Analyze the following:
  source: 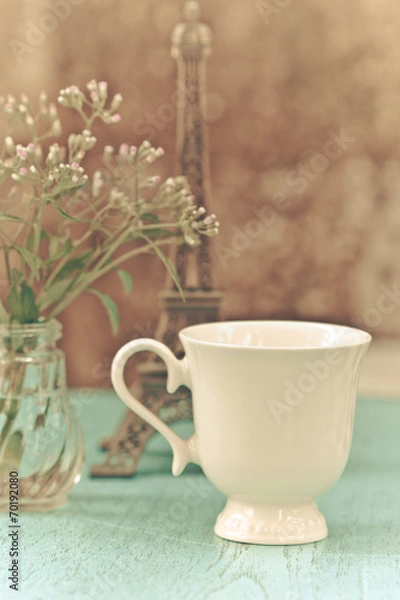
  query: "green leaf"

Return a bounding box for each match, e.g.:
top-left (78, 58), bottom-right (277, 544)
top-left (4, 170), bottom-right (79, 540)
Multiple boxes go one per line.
top-left (117, 269), bottom-right (132, 295)
top-left (88, 289), bottom-right (120, 336)
top-left (10, 269), bottom-right (23, 285)
top-left (162, 256), bottom-right (184, 299)
top-left (46, 236), bottom-right (74, 265)
top-left (7, 282), bottom-right (39, 324)
top-left (39, 279), bottom-right (74, 311)
top-left (52, 182), bottom-right (88, 201)
top-left (13, 246), bottom-right (40, 277)
top-left (53, 204), bottom-right (78, 221)
top-left (143, 228), bottom-right (170, 239)
top-left (0, 298), bottom-right (9, 323)
top-left (142, 213), bottom-right (160, 224)
top-left (49, 235), bottom-right (61, 257)
top-left (54, 250), bottom-right (93, 282)
top-left (26, 229), bottom-right (48, 253)
top-left (143, 235), bottom-right (184, 299)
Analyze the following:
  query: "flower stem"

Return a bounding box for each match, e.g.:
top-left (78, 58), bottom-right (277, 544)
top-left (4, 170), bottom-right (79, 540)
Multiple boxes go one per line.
top-left (46, 236), bottom-right (181, 319)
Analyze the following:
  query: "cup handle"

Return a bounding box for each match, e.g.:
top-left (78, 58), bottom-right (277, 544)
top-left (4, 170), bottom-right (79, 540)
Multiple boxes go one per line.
top-left (111, 338), bottom-right (199, 476)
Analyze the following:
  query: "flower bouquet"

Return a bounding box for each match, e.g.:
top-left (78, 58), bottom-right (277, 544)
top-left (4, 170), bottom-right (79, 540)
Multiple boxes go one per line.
top-left (0, 80), bottom-right (218, 509)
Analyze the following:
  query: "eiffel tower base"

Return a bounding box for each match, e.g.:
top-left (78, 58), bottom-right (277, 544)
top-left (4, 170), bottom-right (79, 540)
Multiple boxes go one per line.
top-left (91, 290), bottom-right (222, 477)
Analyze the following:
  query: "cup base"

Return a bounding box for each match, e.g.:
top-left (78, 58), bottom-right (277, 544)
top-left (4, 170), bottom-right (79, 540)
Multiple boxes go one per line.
top-left (214, 499), bottom-right (328, 545)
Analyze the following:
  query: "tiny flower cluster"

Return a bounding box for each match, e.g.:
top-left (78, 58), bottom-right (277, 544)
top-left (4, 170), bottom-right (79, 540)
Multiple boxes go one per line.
top-left (58, 81), bottom-right (122, 125)
top-left (46, 160), bottom-right (88, 191)
top-left (0, 91), bottom-right (61, 140)
top-left (0, 138), bottom-right (88, 191)
top-left (68, 130), bottom-right (97, 163)
top-left (102, 140), bottom-right (165, 171)
top-left (178, 203), bottom-right (219, 246)
top-left (152, 175), bottom-right (196, 210)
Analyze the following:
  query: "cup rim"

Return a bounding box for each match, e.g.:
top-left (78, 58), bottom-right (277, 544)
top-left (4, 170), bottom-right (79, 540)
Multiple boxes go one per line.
top-left (179, 320), bottom-right (372, 351)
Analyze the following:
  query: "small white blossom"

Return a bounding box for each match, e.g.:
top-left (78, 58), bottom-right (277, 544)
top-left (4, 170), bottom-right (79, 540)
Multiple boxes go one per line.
top-left (92, 170), bottom-right (103, 197)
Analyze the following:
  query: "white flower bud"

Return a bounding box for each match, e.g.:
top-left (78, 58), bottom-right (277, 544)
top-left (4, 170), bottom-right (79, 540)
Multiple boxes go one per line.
top-left (34, 146), bottom-right (43, 162)
top-left (92, 170), bottom-right (103, 197)
top-left (87, 80), bottom-right (97, 92)
top-left (5, 136), bottom-right (15, 154)
top-left (68, 134), bottom-right (77, 153)
top-left (52, 119), bottom-right (62, 136)
top-left (82, 136), bottom-right (96, 151)
top-left (49, 103), bottom-right (58, 119)
top-left (110, 93), bottom-right (123, 112)
top-left (103, 145), bottom-right (114, 163)
top-left (98, 81), bottom-right (108, 101)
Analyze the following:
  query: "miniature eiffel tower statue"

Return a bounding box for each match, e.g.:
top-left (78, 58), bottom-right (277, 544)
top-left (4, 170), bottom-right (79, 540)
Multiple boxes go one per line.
top-left (92, 0), bottom-right (222, 477)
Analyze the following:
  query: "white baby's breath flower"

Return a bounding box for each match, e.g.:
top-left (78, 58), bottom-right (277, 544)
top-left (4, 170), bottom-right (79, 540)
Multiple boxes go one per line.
top-left (92, 170), bottom-right (103, 197)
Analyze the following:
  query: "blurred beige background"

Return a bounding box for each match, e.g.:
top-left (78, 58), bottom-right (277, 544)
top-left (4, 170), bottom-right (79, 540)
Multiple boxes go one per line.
top-left (1, 0), bottom-right (400, 386)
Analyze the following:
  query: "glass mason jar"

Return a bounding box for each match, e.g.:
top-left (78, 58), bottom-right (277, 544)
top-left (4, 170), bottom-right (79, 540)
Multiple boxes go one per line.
top-left (0, 320), bottom-right (84, 511)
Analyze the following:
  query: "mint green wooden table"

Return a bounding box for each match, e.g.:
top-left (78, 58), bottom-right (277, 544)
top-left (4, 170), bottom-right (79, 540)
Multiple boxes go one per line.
top-left (1, 391), bottom-right (400, 600)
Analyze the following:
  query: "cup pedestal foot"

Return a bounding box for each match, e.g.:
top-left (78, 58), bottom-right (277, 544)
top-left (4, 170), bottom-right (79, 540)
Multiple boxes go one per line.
top-left (214, 499), bottom-right (328, 545)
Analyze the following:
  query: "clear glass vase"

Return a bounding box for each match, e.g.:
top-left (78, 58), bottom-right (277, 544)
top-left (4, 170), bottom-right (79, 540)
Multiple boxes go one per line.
top-left (0, 320), bottom-right (84, 511)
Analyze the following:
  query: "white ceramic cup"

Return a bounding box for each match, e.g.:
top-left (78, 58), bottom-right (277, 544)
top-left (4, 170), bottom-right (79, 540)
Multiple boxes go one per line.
top-left (111, 320), bottom-right (371, 545)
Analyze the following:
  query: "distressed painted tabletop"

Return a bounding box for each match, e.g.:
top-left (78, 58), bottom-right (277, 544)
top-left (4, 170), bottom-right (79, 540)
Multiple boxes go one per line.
top-left (1, 390), bottom-right (400, 600)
